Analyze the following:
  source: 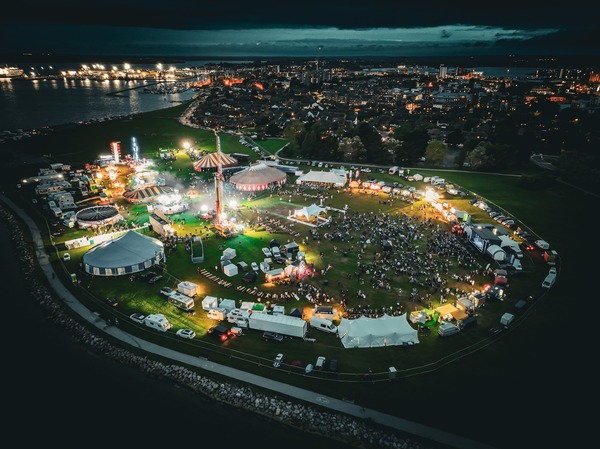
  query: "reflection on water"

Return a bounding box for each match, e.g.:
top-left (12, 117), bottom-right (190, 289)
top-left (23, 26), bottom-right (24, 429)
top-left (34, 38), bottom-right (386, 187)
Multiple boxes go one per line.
top-left (0, 78), bottom-right (197, 131)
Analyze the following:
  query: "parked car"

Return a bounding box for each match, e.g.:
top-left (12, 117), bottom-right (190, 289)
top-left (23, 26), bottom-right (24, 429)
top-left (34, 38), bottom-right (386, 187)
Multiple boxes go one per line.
top-left (273, 353), bottom-right (284, 368)
top-left (315, 356), bottom-right (326, 370)
top-left (251, 262), bottom-right (259, 271)
top-left (208, 325), bottom-right (230, 342)
top-left (263, 331), bottom-right (284, 342)
top-left (148, 274), bottom-right (163, 284)
top-left (176, 328), bottom-right (196, 339)
top-left (104, 296), bottom-right (119, 307)
top-left (328, 358), bottom-right (338, 372)
top-left (129, 312), bottom-right (145, 324)
top-left (159, 287), bottom-right (174, 296)
top-left (520, 241), bottom-right (535, 251)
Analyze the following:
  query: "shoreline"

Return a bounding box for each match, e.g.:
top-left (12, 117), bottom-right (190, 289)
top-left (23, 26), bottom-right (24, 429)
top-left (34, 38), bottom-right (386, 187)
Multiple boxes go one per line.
top-left (0, 200), bottom-right (448, 449)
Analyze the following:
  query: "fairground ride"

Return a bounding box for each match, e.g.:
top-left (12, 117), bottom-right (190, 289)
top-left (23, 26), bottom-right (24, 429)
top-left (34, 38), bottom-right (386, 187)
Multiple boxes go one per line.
top-left (212, 129), bottom-right (239, 238)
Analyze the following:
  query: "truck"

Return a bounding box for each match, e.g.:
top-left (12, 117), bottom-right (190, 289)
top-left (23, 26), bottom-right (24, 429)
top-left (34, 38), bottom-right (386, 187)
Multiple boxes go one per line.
top-left (309, 316), bottom-right (338, 334)
top-left (166, 292), bottom-right (195, 312)
top-left (143, 313), bottom-right (172, 332)
top-left (248, 313), bottom-right (307, 338)
top-left (543, 250), bottom-right (558, 266)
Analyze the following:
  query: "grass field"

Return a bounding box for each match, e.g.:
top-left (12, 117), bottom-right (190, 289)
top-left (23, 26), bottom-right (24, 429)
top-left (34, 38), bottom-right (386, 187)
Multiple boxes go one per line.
top-left (1, 102), bottom-right (594, 449)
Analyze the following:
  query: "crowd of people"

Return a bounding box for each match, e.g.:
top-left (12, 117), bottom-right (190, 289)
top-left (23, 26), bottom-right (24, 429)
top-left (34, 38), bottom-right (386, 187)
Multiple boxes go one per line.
top-left (0, 201), bottom-right (440, 449)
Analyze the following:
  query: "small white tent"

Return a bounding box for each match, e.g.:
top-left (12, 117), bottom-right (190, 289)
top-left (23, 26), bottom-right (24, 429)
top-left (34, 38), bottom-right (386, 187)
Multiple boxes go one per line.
top-left (337, 313), bottom-right (419, 348)
top-left (201, 295), bottom-right (219, 311)
top-left (486, 244), bottom-right (506, 262)
top-left (294, 204), bottom-right (327, 221)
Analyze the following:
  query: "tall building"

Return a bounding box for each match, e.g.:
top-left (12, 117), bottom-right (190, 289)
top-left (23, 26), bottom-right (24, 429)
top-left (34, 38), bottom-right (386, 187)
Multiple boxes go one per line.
top-left (439, 64), bottom-right (448, 78)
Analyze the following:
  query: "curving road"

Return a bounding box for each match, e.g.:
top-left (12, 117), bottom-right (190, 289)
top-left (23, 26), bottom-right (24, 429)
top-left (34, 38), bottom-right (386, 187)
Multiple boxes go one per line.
top-left (0, 193), bottom-right (497, 449)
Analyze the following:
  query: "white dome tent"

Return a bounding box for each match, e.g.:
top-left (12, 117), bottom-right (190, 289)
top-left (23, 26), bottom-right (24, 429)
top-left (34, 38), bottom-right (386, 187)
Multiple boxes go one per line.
top-left (83, 230), bottom-right (165, 276)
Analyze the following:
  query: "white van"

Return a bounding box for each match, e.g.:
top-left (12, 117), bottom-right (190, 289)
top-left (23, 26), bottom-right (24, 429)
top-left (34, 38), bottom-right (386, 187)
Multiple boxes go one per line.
top-left (541, 272), bottom-right (556, 288)
top-left (315, 356), bottom-right (326, 370)
top-left (438, 322), bottom-right (460, 337)
top-left (309, 316), bottom-right (338, 334)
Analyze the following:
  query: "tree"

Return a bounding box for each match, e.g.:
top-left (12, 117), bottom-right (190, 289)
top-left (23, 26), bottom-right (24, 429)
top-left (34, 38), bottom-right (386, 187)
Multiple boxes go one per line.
top-left (357, 122), bottom-right (384, 163)
top-left (465, 143), bottom-right (496, 170)
top-left (283, 121), bottom-right (305, 155)
top-left (425, 140), bottom-right (448, 165)
top-left (392, 123), bottom-right (428, 163)
top-left (337, 136), bottom-right (366, 162)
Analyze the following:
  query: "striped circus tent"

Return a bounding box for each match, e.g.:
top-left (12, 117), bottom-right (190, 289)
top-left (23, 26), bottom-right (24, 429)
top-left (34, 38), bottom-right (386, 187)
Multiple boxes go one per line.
top-left (123, 185), bottom-right (174, 203)
top-left (193, 152), bottom-right (238, 171)
top-left (229, 162), bottom-right (286, 191)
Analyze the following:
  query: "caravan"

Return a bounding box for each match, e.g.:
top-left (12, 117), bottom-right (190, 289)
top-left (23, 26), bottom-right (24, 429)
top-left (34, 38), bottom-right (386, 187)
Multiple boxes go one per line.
top-left (143, 313), bottom-right (172, 332)
top-left (207, 308), bottom-right (227, 321)
top-left (166, 292), bottom-right (195, 312)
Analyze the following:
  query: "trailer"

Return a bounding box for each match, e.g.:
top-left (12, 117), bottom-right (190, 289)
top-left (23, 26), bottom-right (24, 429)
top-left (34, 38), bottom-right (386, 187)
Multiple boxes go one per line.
top-left (166, 292), bottom-right (195, 312)
top-left (248, 313), bottom-right (307, 338)
top-left (143, 313), bottom-right (172, 332)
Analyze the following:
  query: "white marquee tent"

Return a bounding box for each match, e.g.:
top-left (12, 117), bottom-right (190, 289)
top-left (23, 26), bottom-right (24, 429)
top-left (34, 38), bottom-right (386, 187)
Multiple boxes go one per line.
top-left (294, 204), bottom-right (327, 221)
top-left (337, 313), bottom-right (419, 348)
top-left (296, 170), bottom-right (346, 187)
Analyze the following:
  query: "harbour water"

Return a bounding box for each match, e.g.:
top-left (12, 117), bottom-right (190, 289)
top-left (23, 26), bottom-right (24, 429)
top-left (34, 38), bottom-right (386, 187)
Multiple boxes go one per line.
top-left (0, 60), bottom-right (545, 134)
top-left (0, 58), bottom-right (364, 448)
top-left (0, 77), bottom-right (198, 132)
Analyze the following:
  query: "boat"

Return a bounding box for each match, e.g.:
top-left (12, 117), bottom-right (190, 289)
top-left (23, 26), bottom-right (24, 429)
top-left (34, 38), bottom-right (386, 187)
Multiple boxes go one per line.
top-left (0, 66), bottom-right (24, 79)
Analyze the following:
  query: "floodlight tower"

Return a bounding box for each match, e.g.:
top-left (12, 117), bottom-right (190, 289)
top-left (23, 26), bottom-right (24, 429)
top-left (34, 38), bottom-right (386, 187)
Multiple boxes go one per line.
top-left (213, 129), bottom-right (224, 225)
top-left (131, 136), bottom-right (140, 162)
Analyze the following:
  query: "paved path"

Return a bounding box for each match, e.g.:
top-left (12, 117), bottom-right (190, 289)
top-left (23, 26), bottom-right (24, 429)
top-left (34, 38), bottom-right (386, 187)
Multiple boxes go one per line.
top-left (1, 194), bottom-right (497, 449)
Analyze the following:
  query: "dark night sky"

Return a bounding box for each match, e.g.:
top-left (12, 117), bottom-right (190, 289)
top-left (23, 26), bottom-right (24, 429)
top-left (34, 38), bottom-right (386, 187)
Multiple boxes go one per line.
top-left (1, 1), bottom-right (599, 58)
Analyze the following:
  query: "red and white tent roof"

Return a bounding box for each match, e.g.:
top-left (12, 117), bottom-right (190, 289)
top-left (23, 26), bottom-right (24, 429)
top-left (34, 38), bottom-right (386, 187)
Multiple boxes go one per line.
top-left (193, 152), bottom-right (238, 171)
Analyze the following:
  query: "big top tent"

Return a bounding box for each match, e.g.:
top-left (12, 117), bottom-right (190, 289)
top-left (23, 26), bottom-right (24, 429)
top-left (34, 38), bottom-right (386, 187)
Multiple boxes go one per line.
top-left (75, 205), bottom-right (123, 228)
top-left (229, 162), bottom-right (286, 191)
top-left (123, 185), bottom-right (174, 203)
top-left (193, 152), bottom-right (238, 171)
top-left (83, 230), bottom-right (165, 276)
top-left (337, 313), bottom-right (419, 348)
